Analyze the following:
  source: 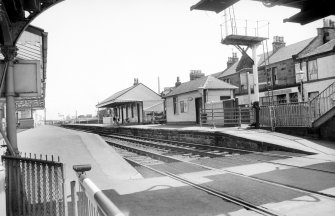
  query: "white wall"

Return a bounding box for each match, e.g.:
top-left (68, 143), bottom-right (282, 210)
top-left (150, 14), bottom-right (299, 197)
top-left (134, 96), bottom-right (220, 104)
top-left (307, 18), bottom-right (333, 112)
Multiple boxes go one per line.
top-left (121, 84), bottom-right (161, 101)
top-left (166, 91), bottom-right (201, 123)
top-left (304, 78), bottom-right (335, 100)
top-left (207, 89), bottom-right (233, 102)
top-left (166, 89), bottom-right (234, 123)
top-left (317, 55), bottom-right (335, 79)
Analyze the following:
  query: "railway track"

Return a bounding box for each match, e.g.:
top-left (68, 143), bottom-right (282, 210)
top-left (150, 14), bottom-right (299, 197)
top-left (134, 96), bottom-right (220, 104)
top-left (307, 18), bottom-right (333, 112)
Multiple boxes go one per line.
top-left (72, 126), bottom-right (335, 175)
top-left (62, 125), bottom-right (335, 214)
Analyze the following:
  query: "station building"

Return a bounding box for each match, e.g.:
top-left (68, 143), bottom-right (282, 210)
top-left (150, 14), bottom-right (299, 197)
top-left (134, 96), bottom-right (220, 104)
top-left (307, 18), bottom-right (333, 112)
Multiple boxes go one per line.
top-left (96, 79), bottom-right (164, 125)
top-left (164, 75), bottom-right (237, 124)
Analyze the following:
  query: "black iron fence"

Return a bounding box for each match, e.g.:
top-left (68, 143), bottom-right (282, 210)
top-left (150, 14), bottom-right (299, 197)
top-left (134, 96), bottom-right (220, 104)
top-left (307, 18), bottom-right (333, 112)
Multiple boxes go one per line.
top-left (201, 102), bottom-right (254, 127)
top-left (2, 154), bottom-right (66, 216)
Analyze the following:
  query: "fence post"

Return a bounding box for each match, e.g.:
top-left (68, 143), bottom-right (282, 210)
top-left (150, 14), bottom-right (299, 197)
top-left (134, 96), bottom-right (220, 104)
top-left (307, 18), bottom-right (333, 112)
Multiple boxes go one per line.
top-left (238, 107), bottom-right (242, 127)
top-left (211, 101), bottom-right (215, 129)
top-left (199, 108), bottom-right (202, 127)
top-left (252, 102), bottom-right (260, 129)
top-left (71, 181), bottom-right (78, 216)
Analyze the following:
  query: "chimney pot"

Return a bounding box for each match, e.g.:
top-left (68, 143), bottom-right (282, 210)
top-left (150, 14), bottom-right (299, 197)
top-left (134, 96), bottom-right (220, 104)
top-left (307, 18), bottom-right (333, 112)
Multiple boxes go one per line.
top-left (175, 77), bottom-right (181, 87)
top-left (272, 36), bottom-right (285, 53)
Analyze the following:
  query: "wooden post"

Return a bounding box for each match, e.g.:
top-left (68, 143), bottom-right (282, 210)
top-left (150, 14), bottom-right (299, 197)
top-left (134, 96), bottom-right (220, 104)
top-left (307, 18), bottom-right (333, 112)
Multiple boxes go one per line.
top-left (71, 181), bottom-right (78, 216)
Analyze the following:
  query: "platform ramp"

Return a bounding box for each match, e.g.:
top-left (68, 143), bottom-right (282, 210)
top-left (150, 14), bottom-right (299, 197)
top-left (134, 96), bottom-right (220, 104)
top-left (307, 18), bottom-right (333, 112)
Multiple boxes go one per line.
top-left (17, 125), bottom-right (142, 190)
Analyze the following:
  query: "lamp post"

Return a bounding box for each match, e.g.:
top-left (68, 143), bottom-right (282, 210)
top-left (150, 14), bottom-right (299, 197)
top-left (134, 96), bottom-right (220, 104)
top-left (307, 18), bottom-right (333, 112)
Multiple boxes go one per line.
top-left (296, 70), bottom-right (305, 102)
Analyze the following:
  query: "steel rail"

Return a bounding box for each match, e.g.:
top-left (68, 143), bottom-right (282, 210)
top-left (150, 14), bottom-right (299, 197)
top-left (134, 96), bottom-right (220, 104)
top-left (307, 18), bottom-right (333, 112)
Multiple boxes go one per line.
top-left (106, 134), bottom-right (225, 158)
top-left (124, 157), bottom-right (283, 216)
top-left (105, 133), bottom-right (335, 175)
top-left (107, 139), bottom-right (335, 201)
top-left (63, 126), bottom-right (335, 175)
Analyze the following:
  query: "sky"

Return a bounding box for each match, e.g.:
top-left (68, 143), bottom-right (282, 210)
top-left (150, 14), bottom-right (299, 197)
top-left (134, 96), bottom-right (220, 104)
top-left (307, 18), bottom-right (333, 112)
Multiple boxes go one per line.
top-left (30, 0), bottom-right (332, 120)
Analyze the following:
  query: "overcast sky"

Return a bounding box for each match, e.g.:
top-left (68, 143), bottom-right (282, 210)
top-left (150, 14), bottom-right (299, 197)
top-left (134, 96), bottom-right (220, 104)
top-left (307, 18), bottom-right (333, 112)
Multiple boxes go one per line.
top-left (31, 0), bottom-right (331, 119)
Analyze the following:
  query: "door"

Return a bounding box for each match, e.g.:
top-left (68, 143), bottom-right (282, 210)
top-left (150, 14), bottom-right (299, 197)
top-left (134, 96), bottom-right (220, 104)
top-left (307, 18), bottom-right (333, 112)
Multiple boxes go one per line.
top-left (121, 106), bottom-right (124, 123)
top-left (137, 103), bottom-right (141, 123)
top-left (195, 97), bottom-right (202, 124)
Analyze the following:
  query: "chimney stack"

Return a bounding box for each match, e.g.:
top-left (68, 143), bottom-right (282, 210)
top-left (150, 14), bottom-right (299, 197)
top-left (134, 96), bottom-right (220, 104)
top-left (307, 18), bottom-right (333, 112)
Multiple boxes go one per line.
top-left (272, 36), bottom-right (285, 53)
top-left (190, 70), bottom-right (205, 81)
top-left (317, 19), bottom-right (335, 44)
top-left (227, 52), bottom-right (238, 68)
top-left (175, 77), bottom-right (181, 87)
top-left (133, 78), bottom-right (139, 86)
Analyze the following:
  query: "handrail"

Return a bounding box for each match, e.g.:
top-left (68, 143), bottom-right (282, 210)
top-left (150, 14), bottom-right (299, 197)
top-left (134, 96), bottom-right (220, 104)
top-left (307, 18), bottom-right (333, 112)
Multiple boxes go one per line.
top-left (72, 164), bottom-right (125, 216)
top-left (310, 80), bottom-right (335, 103)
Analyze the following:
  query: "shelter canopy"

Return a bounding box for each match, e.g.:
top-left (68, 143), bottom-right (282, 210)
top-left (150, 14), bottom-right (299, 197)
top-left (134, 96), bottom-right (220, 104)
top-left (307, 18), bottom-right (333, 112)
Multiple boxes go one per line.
top-left (190, 0), bottom-right (335, 25)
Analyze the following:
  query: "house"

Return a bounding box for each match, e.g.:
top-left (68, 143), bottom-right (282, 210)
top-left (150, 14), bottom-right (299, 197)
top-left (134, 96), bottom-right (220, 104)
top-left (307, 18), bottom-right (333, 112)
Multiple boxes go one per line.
top-left (294, 23), bottom-right (335, 101)
top-left (96, 79), bottom-right (164, 125)
top-left (214, 19), bottom-right (335, 106)
top-left (214, 53), bottom-right (254, 106)
top-left (164, 75), bottom-right (237, 124)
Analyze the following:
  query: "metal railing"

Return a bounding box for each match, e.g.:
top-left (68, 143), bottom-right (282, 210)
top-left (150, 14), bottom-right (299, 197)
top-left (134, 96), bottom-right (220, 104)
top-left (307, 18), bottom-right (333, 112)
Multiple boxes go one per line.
top-left (70, 164), bottom-right (124, 216)
top-left (201, 102), bottom-right (254, 127)
top-left (143, 111), bottom-right (166, 124)
top-left (220, 18), bottom-right (269, 39)
top-left (1, 153), bottom-right (66, 216)
top-left (309, 81), bottom-right (335, 120)
top-left (259, 102), bottom-right (312, 127)
top-left (259, 81), bottom-right (335, 128)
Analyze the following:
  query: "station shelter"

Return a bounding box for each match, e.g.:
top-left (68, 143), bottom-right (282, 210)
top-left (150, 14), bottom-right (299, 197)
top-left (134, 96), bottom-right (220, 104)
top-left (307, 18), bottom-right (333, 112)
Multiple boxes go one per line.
top-left (96, 79), bottom-right (164, 125)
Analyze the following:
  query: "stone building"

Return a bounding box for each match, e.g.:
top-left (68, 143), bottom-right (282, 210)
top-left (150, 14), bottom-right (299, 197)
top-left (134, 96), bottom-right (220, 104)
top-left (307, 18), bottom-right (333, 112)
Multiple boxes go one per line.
top-left (96, 79), bottom-right (164, 125)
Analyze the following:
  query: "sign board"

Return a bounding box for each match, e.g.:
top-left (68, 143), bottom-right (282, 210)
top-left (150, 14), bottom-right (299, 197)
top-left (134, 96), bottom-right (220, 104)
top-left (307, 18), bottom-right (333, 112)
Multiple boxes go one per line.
top-left (0, 60), bottom-right (41, 97)
top-left (14, 60), bottom-right (41, 97)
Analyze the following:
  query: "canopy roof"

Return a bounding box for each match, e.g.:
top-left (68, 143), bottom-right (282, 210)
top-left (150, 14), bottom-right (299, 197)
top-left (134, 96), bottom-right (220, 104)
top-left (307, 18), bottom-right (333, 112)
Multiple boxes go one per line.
top-left (191, 0), bottom-right (335, 25)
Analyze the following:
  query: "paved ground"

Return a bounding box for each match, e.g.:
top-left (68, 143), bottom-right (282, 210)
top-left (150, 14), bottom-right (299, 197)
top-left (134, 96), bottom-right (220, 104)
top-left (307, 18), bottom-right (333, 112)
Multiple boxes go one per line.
top-left (1, 124), bottom-right (335, 215)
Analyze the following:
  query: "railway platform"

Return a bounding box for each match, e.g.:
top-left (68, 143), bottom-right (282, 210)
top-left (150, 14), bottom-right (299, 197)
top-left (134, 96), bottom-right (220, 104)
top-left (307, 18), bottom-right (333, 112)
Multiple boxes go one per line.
top-left (1, 124), bottom-right (335, 215)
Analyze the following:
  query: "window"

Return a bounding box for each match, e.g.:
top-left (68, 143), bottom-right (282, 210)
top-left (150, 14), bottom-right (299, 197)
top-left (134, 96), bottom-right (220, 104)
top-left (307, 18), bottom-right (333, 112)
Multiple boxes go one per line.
top-left (289, 93), bottom-right (298, 103)
top-left (131, 104), bottom-right (134, 118)
top-left (240, 73), bottom-right (248, 90)
top-left (180, 101), bottom-right (188, 113)
top-left (173, 97), bottom-right (178, 114)
top-left (203, 89), bottom-right (208, 103)
top-left (266, 68), bottom-right (272, 84)
top-left (308, 91), bottom-right (319, 100)
top-left (180, 101), bottom-right (185, 113)
top-left (307, 60), bottom-right (318, 81)
top-left (276, 94), bottom-right (287, 104)
top-left (272, 67), bottom-right (278, 85)
top-left (260, 96), bottom-right (271, 106)
top-left (220, 96), bottom-right (230, 101)
top-left (125, 105), bottom-right (128, 118)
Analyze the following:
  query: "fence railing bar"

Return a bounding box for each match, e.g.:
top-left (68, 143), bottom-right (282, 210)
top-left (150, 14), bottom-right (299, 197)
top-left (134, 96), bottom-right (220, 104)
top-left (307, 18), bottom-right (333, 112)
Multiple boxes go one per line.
top-left (43, 164), bottom-right (47, 216)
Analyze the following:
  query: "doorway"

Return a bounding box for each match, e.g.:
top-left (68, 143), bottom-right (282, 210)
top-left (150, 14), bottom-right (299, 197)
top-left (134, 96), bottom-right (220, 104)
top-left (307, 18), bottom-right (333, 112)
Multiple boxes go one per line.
top-left (195, 97), bottom-right (202, 124)
top-left (137, 103), bottom-right (141, 123)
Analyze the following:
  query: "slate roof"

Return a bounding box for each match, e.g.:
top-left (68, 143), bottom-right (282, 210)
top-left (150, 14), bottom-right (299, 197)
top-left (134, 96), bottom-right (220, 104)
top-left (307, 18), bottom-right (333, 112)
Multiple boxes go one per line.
top-left (96, 83), bottom-right (143, 107)
top-left (165, 76), bottom-right (237, 97)
top-left (218, 61), bottom-right (239, 78)
top-left (298, 38), bottom-right (335, 59)
top-left (259, 37), bottom-right (314, 66)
